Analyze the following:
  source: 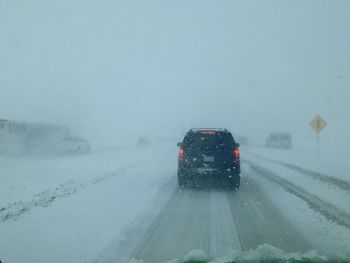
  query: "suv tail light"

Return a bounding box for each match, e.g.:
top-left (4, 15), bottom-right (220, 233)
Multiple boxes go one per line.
top-left (200, 131), bottom-right (217, 135)
top-left (179, 148), bottom-right (184, 161)
top-left (234, 148), bottom-right (240, 162)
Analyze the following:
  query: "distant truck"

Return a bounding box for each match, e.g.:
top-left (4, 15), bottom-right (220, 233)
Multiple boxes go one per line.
top-left (265, 132), bottom-right (292, 149)
top-left (0, 119), bottom-right (69, 155)
top-left (0, 119), bottom-right (91, 155)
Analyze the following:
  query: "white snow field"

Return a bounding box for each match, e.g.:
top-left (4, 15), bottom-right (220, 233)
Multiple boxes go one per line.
top-left (1, 143), bottom-right (350, 263)
top-left (0, 142), bottom-right (177, 263)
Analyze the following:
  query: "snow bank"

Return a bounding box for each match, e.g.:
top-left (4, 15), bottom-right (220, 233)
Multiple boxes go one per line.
top-left (177, 244), bottom-right (344, 263)
top-left (241, 145), bottom-right (350, 182)
top-left (244, 164), bottom-right (350, 258)
top-left (211, 244), bottom-right (329, 263)
top-left (184, 249), bottom-right (208, 261)
top-left (0, 143), bottom-right (178, 263)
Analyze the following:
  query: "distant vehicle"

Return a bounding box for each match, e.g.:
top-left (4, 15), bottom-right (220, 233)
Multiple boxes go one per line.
top-left (137, 136), bottom-right (151, 147)
top-left (265, 132), bottom-right (292, 149)
top-left (236, 135), bottom-right (249, 145)
top-left (0, 119), bottom-right (70, 154)
top-left (177, 128), bottom-right (240, 190)
top-left (60, 136), bottom-right (91, 154)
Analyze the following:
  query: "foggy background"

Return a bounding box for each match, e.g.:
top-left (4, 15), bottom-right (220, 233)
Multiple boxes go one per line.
top-left (1, 0), bottom-right (349, 152)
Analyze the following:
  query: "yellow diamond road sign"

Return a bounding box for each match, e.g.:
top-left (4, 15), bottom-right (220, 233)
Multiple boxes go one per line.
top-left (310, 115), bottom-right (327, 134)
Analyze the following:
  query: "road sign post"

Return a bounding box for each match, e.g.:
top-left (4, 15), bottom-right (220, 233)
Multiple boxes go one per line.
top-left (309, 115), bottom-right (327, 156)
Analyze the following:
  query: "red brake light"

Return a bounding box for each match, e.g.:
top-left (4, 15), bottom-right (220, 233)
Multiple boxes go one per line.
top-left (179, 148), bottom-right (184, 161)
top-left (234, 148), bottom-right (240, 162)
top-left (200, 131), bottom-right (217, 135)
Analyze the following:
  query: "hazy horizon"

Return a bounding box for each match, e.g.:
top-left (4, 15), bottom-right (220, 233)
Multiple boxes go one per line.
top-left (1, 0), bottom-right (349, 149)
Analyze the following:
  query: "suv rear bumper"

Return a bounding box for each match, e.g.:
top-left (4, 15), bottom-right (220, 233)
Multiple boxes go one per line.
top-left (179, 164), bottom-right (240, 175)
top-left (178, 167), bottom-right (240, 182)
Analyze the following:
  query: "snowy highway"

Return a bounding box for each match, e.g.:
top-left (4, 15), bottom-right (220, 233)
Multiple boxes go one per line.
top-left (1, 144), bottom-right (350, 263)
top-left (129, 176), bottom-right (310, 263)
top-left (2, 1), bottom-right (350, 262)
top-left (101, 145), bottom-right (350, 263)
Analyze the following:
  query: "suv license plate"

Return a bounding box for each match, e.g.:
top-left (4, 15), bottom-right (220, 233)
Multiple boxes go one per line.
top-left (203, 156), bottom-right (214, 162)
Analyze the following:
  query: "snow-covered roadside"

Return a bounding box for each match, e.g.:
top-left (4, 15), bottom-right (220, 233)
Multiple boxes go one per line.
top-left (241, 145), bottom-right (350, 182)
top-left (242, 152), bottom-right (350, 215)
top-left (0, 143), bottom-right (178, 263)
top-left (0, 146), bottom-right (153, 208)
top-left (242, 163), bottom-right (350, 258)
top-left (240, 145), bottom-right (350, 257)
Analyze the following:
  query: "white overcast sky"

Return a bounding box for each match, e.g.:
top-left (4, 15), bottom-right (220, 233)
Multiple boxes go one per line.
top-left (0, 0), bottom-right (349, 146)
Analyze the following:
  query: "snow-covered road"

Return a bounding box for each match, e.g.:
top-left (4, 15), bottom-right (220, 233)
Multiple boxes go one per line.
top-left (1, 144), bottom-right (350, 263)
top-left (127, 177), bottom-right (310, 263)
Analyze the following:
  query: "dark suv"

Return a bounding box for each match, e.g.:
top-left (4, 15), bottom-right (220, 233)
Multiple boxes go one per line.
top-left (177, 128), bottom-right (240, 190)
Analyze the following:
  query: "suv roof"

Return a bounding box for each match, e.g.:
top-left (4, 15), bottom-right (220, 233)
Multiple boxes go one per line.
top-left (189, 128), bottom-right (228, 133)
top-left (183, 128), bottom-right (236, 146)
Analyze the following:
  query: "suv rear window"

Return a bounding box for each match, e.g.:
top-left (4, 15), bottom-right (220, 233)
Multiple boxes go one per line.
top-left (182, 131), bottom-right (236, 168)
top-left (183, 132), bottom-right (234, 151)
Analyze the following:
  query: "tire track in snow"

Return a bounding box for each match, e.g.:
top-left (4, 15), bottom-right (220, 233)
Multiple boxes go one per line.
top-left (244, 151), bottom-right (350, 192)
top-left (245, 160), bottom-right (350, 230)
top-left (0, 164), bottom-right (140, 223)
top-left (228, 175), bottom-right (310, 253)
top-left (128, 183), bottom-right (309, 263)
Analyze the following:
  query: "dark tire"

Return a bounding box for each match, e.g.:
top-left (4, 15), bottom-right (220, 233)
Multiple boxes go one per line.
top-left (178, 171), bottom-right (188, 188)
top-left (234, 176), bottom-right (240, 189)
top-left (225, 184), bottom-right (235, 191)
top-left (226, 175), bottom-right (240, 191)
